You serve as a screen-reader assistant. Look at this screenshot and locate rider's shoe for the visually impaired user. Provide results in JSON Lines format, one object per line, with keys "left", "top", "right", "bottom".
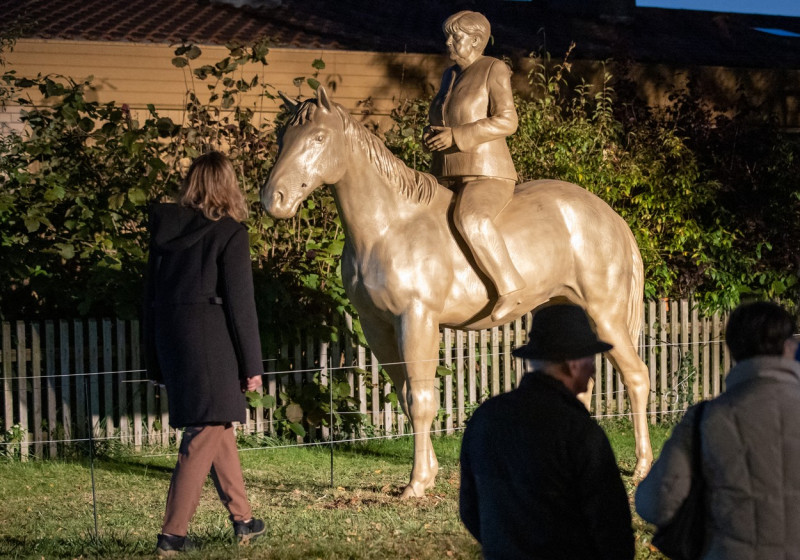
{"left": 491, "top": 290, "right": 523, "bottom": 323}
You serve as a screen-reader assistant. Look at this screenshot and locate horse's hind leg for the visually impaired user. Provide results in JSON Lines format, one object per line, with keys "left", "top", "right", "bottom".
{"left": 594, "top": 319, "right": 653, "bottom": 479}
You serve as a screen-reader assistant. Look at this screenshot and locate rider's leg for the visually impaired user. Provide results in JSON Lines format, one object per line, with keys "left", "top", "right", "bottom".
{"left": 453, "top": 178, "right": 525, "bottom": 321}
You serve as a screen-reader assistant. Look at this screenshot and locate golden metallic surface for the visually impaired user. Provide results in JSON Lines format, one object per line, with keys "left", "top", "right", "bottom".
{"left": 262, "top": 86, "right": 652, "bottom": 497}
{"left": 424, "top": 11, "right": 523, "bottom": 322}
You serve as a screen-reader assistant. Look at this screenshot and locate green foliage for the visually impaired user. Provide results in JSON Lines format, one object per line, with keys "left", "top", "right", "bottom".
{"left": 0, "top": 37, "right": 350, "bottom": 331}
{"left": 246, "top": 368, "right": 366, "bottom": 440}
{"left": 3, "top": 33, "right": 800, "bottom": 438}
{"left": 508, "top": 47, "right": 725, "bottom": 301}
{"left": 383, "top": 46, "right": 800, "bottom": 311}
{"left": 641, "top": 77, "right": 800, "bottom": 310}
{"left": 0, "top": 423, "right": 25, "bottom": 459}
{"left": 0, "top": 73, "right": 170, "bottom": 316}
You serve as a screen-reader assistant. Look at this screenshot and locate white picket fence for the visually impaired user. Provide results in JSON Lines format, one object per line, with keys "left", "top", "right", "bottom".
{"left": 0, "top": 299, "right": 730, "bottom": 458}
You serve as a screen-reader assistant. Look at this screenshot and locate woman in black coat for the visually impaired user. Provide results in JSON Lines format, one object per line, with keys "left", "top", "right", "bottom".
{"left": 144, "top": 151, "right": 266, "bottom": 555}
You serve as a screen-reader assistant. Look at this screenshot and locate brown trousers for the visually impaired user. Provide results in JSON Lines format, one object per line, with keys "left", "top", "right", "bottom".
{"left": 161, "top": 423, "right": 253, "bottom": 536}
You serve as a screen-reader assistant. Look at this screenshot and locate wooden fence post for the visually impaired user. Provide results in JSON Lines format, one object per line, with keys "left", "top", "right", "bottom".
{"left": 456, "top": 330, "right": 465, "bottom": 429}
{"left": 2, "top": 322, "right": 12, "bottom": 443}
{"left": 647, "top": 300, "right": 657, "bottom": 423}
{"left": 59, "top": 320, "right": 71, "bottom": 444}
{"left": 467, "top": 330, "right": 477, "bottom": 406}
{"left": 102, "top": 319, "right": 114, "bottom": 440}
{"left": 712, "top": 313, "right": 722, "bottom": 397}
{"left": 87, "top": 319, "right": 100, "bottom": 438}
{"left": 0, "top": 302, "right": 745, "bottom": 453}
{"left": 31, "top": 322, "right": 43, "bottom": 458}
{"left": 73, "top": 320, "right": 86, "bottom": 441}
{"left": 46, "top": 321, "right": 57, "bottom": 457}
{"left": 131, "top": 319, "right": 143, "bottom": 450}
{"left": 691, "top": 303, "right": 700, "bottom": 404}
{"left": 15, "top": 321, "right": 29, "bottom": 460}
{"left": 116, "top": 320, "right": 129, "bottom": 444}
{"left": 370, "top": 350, "right": 380, "bottom": 431}
{"left": 490, "top": 327, "right": 500, "bottom": 397}
{"left": 443, "top": 328, "right": 453, "bottom": 435}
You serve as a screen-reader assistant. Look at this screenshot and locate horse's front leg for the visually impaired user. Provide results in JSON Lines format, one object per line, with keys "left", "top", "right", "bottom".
{"left": 397, "top": 302, "right": 441, "bottom": 498}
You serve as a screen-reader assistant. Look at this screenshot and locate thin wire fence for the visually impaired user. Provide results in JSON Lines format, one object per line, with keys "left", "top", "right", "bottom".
{"left": 1, "top": 298, "right": 729, "bottom": 459}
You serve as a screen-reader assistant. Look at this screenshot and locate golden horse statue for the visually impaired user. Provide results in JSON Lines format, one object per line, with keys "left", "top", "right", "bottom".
{"left": 261, "top": 87, "right": 652, "bottom": 498}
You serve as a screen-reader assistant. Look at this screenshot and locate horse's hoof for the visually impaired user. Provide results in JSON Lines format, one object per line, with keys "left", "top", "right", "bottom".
{"left": 399, "top": 483, "right": 426, "bottom": 499}
{"left": 633, "top": 458, "right": 652, "bottom": 482}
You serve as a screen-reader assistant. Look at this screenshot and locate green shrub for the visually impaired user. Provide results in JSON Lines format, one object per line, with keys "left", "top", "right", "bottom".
{"left": 383, "top": 45, "right": 800, "bottom": 311}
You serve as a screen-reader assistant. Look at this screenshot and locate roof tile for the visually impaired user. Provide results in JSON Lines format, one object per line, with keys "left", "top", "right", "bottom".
{"left": 1, "top": 0, "right": 799, "bottom": 68}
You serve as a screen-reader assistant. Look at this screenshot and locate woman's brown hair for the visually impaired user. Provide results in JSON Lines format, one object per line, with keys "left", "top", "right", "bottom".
{"left": 179, "top": 151, "right": 248, "bottom": 222}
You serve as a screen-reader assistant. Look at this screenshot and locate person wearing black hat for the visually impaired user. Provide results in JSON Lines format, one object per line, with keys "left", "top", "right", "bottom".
{"left": 459, "top": 303, "right": 634, "bottom": 559}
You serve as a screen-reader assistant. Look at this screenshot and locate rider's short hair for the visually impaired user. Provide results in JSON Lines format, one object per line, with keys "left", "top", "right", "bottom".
{"left": 443, "top": 11, "right": 491, "bottom": 52}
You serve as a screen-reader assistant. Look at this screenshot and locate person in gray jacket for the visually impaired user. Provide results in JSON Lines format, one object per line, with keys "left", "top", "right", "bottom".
{"left": 636, "top": 301, "right": 800, "bottom": 559}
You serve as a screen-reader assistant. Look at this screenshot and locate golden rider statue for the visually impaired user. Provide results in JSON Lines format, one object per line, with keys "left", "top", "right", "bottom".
{"left": 424, "top": 10, "right": 525, "bottom": 323}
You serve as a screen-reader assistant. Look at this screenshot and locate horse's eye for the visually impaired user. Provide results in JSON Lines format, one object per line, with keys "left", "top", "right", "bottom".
{"left": 315, "top": 134, "right": 324, "bottom": 143}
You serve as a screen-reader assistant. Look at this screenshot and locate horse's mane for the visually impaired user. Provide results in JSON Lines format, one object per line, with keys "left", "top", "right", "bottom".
{"left": 287, "top": 99, "right": 438, "bottom": 206}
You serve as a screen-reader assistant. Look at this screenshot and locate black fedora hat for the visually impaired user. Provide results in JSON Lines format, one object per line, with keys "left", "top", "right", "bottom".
{"left": 512, "top": 304, "right": 613, "bottom": 361}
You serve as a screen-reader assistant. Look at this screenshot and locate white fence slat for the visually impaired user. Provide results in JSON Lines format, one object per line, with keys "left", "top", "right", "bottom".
{"left": 16, "top": 322, "right": 29, "bottom": 459}
{"left": 31, "top": 323, "right": 43, "bottom": 457}
{"left": 46, "top": 321, "right": 57, "bottom": 457}
{"left": 2, "top": 322, "right": 12, "bottom": 440}
{"left": 2, "top": 301, "right": 739, "bottom": 454}
{"left": 59, "top": 320, "right": 72, "bottom": 442}
{"left": 467, "top": 330, "right": 477, "bottom": 405}
{"left": 443, "top": 329, "right": 453, "bottom": 434}
{"left": 87, "top": 320, "right": 100, "bottom": 438}
{"left": 102, "top": 319, "right": 114, "bottom": 439}
{"left": 456, "top": 330, "right": 465, "bottom": 428}
{"left": 116, "top": 320, "right": 129, "bottom": 443}
{"left": 130, "top": 319, "right": 143, "bottom": 450}
{"left": 647, "top": 301, "right": 657, "bottom": 423}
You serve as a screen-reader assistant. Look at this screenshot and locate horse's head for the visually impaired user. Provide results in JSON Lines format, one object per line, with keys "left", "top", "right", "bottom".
{"left": 261, "top": 86, "right": 347, "bottom": 219}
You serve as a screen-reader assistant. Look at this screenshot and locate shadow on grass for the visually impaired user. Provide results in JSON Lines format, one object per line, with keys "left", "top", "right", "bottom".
{"left": 94, "top": 456, "right": 175, "bottom": 479}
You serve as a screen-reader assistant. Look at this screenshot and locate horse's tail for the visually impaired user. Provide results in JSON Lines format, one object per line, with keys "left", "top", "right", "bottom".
{"left": 627, "top": 232, "right": 645, "bottom": 344}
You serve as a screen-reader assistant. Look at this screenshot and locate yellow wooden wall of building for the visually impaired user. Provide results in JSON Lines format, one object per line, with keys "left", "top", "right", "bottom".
{"left": 1, "top": 38, "right": 449, "bottom": 133}
{"left": 3, "top": 38, "right": 799, "bottom": 134}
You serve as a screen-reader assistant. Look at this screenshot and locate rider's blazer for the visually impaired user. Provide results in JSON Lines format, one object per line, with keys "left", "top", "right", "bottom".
{"left": 428, "top": 55, "right": 518, "bottom": 182}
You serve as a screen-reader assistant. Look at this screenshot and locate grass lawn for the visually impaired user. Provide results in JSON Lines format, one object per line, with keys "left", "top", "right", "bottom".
{"left": 0, "top": 420, "right": 674, "bottom": 559}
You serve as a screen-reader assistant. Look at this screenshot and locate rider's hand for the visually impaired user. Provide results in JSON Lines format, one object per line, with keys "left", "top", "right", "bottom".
{"left": 424, "top": 126, "right": 454, "bottom": 151}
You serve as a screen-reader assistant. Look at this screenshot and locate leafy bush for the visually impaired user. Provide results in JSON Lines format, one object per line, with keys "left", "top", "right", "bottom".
{"left": 383, "top": 45, "right": 800, "bottom": 311}
{"left": 3, "top": 35, "right": 800, "bottom": 438}
{"left": 0, "top": 38, "right": 351, "bottom": 334}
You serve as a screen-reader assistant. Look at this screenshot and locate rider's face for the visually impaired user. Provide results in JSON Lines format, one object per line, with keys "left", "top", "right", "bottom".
{"left": 445, "top": 30, "right": 479, "bottom": 66}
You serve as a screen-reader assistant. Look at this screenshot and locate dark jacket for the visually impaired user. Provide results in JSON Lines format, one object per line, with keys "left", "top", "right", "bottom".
{"left": 636, "top": 356, "right": 800, "bottom": 559}
{"left": 144, "top": 203, "right": 263, "bottom": 428}
{"left": 460, "top": 372, "right": 634, "bottom": 560}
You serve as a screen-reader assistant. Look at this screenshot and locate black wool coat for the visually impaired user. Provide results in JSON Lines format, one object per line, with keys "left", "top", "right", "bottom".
{"left": 459, "top": 372, "right": 634, "bottom": 560}
{"left": 144, "top": 203, "right": 263, "bottom": 428}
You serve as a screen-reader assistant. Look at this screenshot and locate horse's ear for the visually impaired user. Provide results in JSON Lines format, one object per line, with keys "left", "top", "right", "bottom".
{"left": 278, "top": 91, "right": 298, "bottom": 112}
{"left": 317, "top": 86, "right": 333, "bottom": 113}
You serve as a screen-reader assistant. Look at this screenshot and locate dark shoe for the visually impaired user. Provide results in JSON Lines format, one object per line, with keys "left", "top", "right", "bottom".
{"left": 491, "top": 290, "right": 523, "bottom": 323}
{"left": 156, "top": 533, "right": 195, "bottom": 556}
{"left": 233, "top": 518, "right": 266, "bottom": 544}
